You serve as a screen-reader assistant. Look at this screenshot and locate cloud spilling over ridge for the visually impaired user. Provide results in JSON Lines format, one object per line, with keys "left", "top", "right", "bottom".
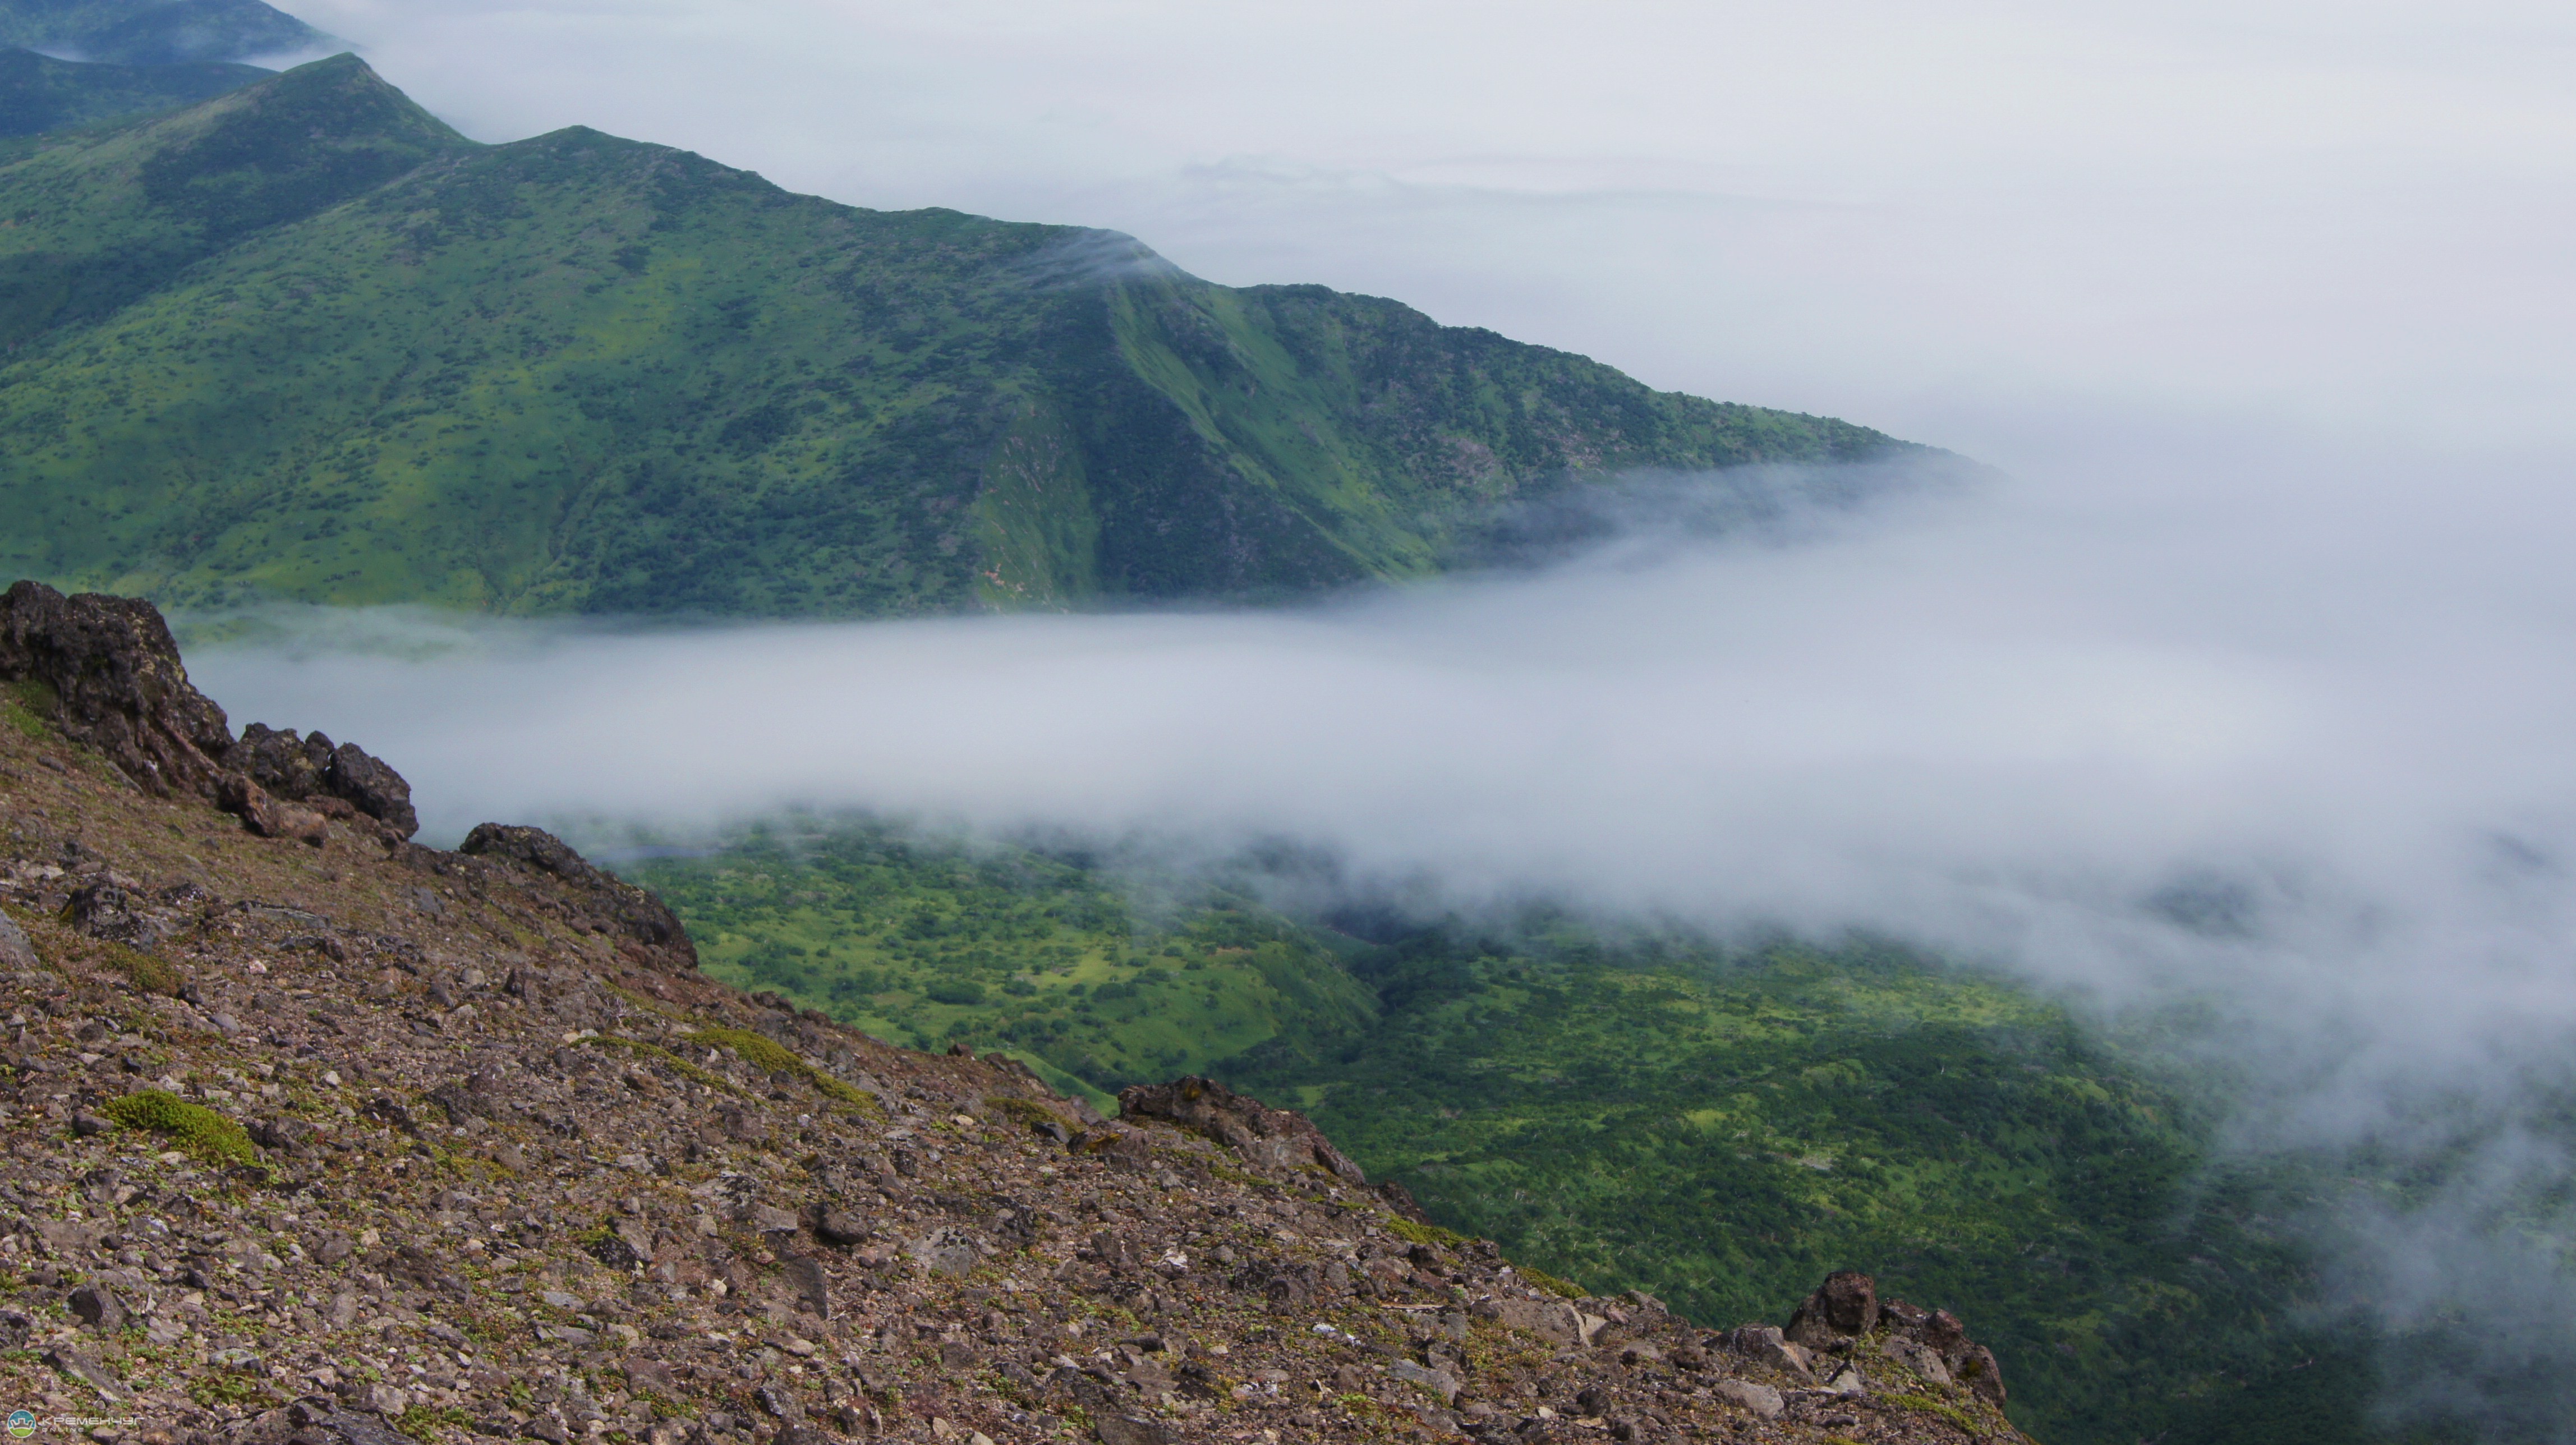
{"left": 287, "top": 0, "right": 2576, "bottom": 456}
{"left": 183, "top": 433, "right": 2576, "bottom": 1432}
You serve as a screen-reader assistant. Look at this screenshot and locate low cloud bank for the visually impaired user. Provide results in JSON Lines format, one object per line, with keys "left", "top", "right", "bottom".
{"left": 191, "top": 440, "right": 2576, "bottom": 1434}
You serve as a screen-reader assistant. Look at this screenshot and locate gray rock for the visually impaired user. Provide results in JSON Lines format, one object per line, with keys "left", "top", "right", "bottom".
{"left": 907, "top": 1226, "right": 984, "bottom": 1276}
{"left": 42, "top": 1345, "right": 132, "bottom": 1402}
{"left": 1094, "top": 1418, "right": 1171, "bottom": 1445}
{"left": 1725, "top": 1324, "right": 1814, "bottom": 1382}
{"left": 1879, "top": 1334, "right": 1951, "bottom": 1386}
{"left": 814, "top": 1207, "right": 870, "bottom": 1248}
{"left": 1954, "top": 1342, "right": 2007, "bottom": 1405}
{"left": 780, "top": 1254, "right": 831, "bottom": 1320}
{"left": 1824, "top": 1365, "right": 1867, "bottom": 1396}
{"left": 321, "top": 1411, "right": 416, "bottom": 1445}
{"left": 1710, "top": 1379, "right": 1781, "bottom": 1419}
{"left": 1390, "top": 1359, "right": 1462, "bottom": 1405}
{"left": 747, "top": 1204, "right": 801, "bottom": 1237}
{"left": 67, "top": 1283, "right": 124, "bottom": 1331}
{"left": 0, "top": 910, "right": 36, "bottom": 970}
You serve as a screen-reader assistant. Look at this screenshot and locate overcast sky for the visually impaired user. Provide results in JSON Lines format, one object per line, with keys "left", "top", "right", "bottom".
{"left": 280, "top": 0, "right": 2576, "bottom": 464}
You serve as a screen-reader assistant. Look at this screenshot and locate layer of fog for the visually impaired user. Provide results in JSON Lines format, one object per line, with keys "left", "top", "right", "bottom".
{"left": 189, "top": 432, "right": 2576, "bottom": 1429}
{"left": 285, "top": 0, "right": 2576, "bottom": 458}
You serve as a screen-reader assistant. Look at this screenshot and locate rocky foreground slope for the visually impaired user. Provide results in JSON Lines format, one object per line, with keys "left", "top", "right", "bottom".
{"left": 0, "top": 581, "right": 2030, "bottom": 1445}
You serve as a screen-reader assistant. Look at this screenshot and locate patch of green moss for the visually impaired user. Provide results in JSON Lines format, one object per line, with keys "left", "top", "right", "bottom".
{"left": 1, "top": 679, "right": 52, "bottom": 739}
{"left": 188, "top": 1367, "right": 275, "bottom": 1410}
{"left": 394, "top": 1403, "right": 472, "bottom": 1442}
{"left": 102, "top": 1088, "right": 263, "bottom": 1171}
{"left": 1883, "top": 1393, "right": 1980, "bottom": 1431}
{"left": 683, "top": 1025, "right": 883, "bottom": 1117}
{"left": 1517, "top": 1264, "right": 1588, "bottom": 1300}
{"left": 94, "top": 937, "right": 182, "bottom": 996}
{"left": 1386, "top": 1216, "right": 1473, "bottom": 1249}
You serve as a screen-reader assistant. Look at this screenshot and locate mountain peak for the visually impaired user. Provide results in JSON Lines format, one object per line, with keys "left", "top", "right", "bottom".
{"left": 0, "top": 49, "right": 466, "bottom": 344}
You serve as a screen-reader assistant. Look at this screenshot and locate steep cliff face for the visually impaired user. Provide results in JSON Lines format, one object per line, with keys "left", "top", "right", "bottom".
{"left": 0, "top": 585, "right": 2028, "bottom": 1444}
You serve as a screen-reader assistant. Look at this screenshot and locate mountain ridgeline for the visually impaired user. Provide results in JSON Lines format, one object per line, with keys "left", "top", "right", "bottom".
{"left": 0, "top": 0, "right": 329, "bottom": 66}
{"left": 0, "top": 55, "right": 1918, "bottom": 618}
{"left": 0, "top": 45, "right": 266, "bottom": 135}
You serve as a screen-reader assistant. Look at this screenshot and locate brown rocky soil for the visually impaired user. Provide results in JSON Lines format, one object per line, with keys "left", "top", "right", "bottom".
{"left": 0, "top": 584, "right": 2032, "bottom": 1445}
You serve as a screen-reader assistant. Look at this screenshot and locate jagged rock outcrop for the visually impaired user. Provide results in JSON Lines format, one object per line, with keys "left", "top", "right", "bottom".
{"left": 457, "top": 823, "right": 697, "bottom": 972}
{"left": 1118, "top": 1074, "right": 1369, "bottom": 1182}
{"left": 0, "top": 590, "right": 2031, "bottom": 1445}
{"left": 0, "top": 579, "right": 234, "bottom": 799}
{"left": 1, "top": 580, "right": 415, "bottom": 841}
{"left": 224, "top": 722, "right": 420, "bottom": 838}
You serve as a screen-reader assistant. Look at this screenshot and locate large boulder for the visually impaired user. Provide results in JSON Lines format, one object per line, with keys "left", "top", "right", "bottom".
{"left": 0, "top": 580, "right": 234, "bottom": 798}
{"left": 1786, "top": 1268, "right": 1880, "bottom": 1346}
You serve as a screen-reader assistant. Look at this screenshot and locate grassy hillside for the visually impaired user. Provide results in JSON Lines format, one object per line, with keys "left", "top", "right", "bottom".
{"left": 0, "top": 45, "right": 266, "bottom": 135}
{"left": 0, "top": 56, "right": 1918, "bottom": 620}
{"left": 0, "top": 53, "right": 464, "bottom": 342}
{"left": 0, "top": 0, "right": 329, "bottom": 65}
{"left": 620, "top": 815, "right": 2432, "bottom": 1445}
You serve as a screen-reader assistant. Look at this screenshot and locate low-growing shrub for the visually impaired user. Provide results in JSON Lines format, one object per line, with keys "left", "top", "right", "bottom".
{"left": 1387, "top": 1216, "right": 1473, "bottom": 1249}
{"left": 1517, "top": 1263, "right": 1588, "bottom": 1300}
{"left": 102, "top": 1089, "right": 263, "bottom": 1170}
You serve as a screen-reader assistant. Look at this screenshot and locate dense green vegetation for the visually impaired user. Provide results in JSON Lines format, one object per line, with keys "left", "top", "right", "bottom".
{"left": 624, "top": 815, "right": 2437, "bottom": 1445}
{"left": 0, "top": 45, "right": 266, "bottom": 135}
{"left": 0, "top": 0, "right": 327, "bottom": 66}
{"left": 0, "top": 56, "right": 1917, "bottom": 619}
{"left": 625, "top": 817, "right": 1378, "bottom": 1108}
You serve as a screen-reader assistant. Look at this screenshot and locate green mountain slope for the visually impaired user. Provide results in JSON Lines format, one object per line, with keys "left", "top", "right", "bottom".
{"left": 0, "top": 56, "right": 1917, "bottom": 619}
{"left": 0, "top": 0, "right": 329, "bottom": 65}
{"left": 618, "top": 817, "right": 2422, "bottom": 1445}
{"left": 0, "top": 53, "right": 462, "bottom": 343}
{"left": 0, "top": 45, "right": 265, "bottom": 135}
